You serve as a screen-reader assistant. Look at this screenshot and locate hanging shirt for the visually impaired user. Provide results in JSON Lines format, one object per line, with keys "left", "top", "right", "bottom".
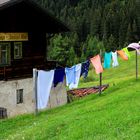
{"left": 69, "top": 64, "right": 82, "bottom": 89}
{"left": 65, "top": 65, "right": 76, "bottom": 87}
{"left": 90, "top": 55, "right": 103, "bottom": 74}
{"left": 37, "top": 70, "right": 54, "bottom": 109}
{"left": 81, "top": 60, "right": 90, "bottom": 78}
{"left": 112, "top": 51, "right": 119, "bottom": 67}
{"left": 65, "top": 64, "right": 82, "bottom": 89}
{"left": 53, "top": 68, "right": 65, "bottom": 87}
{"left": 127, "top": 43, "right": 140, "bottom": 55}
{"left": 103, "top": 52, "right": 112, "bottom": 69}
{"left": 122, "top": 47, "right": 130, "bottom": 59}
{"left": 117, "top": 50, "right": 128, "bottom": 61}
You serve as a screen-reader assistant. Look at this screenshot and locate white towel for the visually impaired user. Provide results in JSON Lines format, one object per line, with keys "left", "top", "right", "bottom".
{"left": 37, "top": 70, "right": 54, "bottom": 109}
{"left": 112, "top": 52, "right": 119, "bottom": 67}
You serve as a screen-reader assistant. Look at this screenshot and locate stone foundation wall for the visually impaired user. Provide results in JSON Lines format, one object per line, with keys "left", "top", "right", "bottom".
{"left": 0, "top": 78, "right": 67, "bottom": 118}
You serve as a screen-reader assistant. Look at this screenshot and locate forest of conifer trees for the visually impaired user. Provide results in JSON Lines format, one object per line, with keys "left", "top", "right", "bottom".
{"left": 35, "top": 0, "right": 140, "bottom": 66}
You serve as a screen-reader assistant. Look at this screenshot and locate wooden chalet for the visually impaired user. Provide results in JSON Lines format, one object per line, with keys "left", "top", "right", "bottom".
{"left": 0, "top": 0, "right": 69, "bottom": 80}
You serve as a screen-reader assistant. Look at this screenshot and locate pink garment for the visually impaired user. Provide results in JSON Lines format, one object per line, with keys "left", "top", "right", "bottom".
{"left": 127, "top": 43, "right": 140, "bottom": 55}
{"left": 90, "top": 55, "right": 103, "bottom": 74}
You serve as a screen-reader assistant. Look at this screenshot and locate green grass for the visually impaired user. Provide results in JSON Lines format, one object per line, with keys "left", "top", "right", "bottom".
{"left": 1, "top": 52, "right": 140, "bottom": 140}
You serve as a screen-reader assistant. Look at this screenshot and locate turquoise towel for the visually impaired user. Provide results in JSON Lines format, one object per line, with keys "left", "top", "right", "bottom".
{"left": 103, "top": 52, "right": 112, "bottom": 69}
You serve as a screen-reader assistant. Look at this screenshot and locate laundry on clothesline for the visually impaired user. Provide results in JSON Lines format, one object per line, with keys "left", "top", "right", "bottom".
{"left": 37, "top": 70, "right": 54, "bottom": 109}
{"left": 127, "top": 43, "right": 140, "bottom": 55}
{"left": 36, "top": 41, "right": 138, "bottom": 103}
{"left": 112, "top": 51, "right": 119, "bottom": 67}
{"left": 117, "top": 50, "right": 128, "bottom": 61}
{"left": 103, "top": 52, "right": 112, "bottom": 69}
{"left": 53, "top": 68, "right": 65, "bottom": 87}
{"left": 81, "top": 60, "right": 90, "bottom": 78}
{"left": 65, "top": 63, "right": 82, "bottom": 89}
{"left": 123, "top": 47, "right": 131, "bottom": 59}
{"left": 90, "top": 54, "right": 103, "bottom": 74}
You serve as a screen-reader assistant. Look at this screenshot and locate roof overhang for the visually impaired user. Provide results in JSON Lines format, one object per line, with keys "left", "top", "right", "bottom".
{"left": 0, "top": 0, "right": 70, "bottom": 33}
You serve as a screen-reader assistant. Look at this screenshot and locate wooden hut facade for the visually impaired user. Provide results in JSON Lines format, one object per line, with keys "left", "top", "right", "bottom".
{"left": 0, "top": 0, "right": 69, "bottom": 118}
{"left": 0, "top": 0, "right": 69, "bottom": 80}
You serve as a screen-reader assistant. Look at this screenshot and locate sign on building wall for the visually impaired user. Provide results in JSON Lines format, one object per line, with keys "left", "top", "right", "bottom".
{"left": 0, "top": 33, "right": 28, "bottom": 41}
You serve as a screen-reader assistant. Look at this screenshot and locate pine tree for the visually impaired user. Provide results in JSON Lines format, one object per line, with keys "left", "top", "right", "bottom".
{"left": 37, "top": 0, "right": 140, "bottom": 65}
{"left": 106, "top": 35, "right": 116, "bottom": 52}
{"left": 126, "top": 24, "right": 133, "bottom": 44}
{"left": 132, "top": 20, "right": 138, "bottom": 41}
{"left": 90, "top": 8, "right": 102, "bottom": 38}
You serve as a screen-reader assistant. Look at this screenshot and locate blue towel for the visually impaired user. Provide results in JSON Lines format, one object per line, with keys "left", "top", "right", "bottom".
{"left": 65, "top": 65, "right": 76, "bottom": 86}
{"left": 53, "top": 68, "right": 65, "bottom": 87}
{"left": 65, "top": 64, "right": 82, "bottom": 89}
{"left": 103, "top": 52, "right": 112, "bottom": 69}
{"left": 81, "top": 60, "right": 90, "bottom": 78}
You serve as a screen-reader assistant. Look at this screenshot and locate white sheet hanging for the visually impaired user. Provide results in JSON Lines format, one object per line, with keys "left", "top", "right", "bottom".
{"left": 37, "top": 70, "right": 54, "bottom": 109}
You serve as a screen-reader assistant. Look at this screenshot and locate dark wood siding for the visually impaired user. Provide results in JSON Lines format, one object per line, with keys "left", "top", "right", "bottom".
{"left": 0, "top": 32, "right": 56, "bottom": 80}
{"left": 0, "top": 0, "right": 69, "bottom": 80}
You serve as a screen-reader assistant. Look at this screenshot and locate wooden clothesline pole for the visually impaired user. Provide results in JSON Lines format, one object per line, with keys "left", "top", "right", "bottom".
{"left": 33, "top": 68, "right": 38, "bottom": 115}
{"left": 99, "top": 49, "right": 102, "bottom": 95}
{"left": 136, "top": 51, "right": 138, "bottom": 80}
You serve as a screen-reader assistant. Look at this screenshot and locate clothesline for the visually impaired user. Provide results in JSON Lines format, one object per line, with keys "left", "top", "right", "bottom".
{"left": 36, "top": 42, "right": 140, "bottom": 90}
{"left": 33, "top": 42, "right": 140, "bottom": 112}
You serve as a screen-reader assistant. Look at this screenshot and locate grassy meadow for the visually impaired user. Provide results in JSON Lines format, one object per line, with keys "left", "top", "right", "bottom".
{"left": 0, "top": 52, "right": 140, "bottom": 140}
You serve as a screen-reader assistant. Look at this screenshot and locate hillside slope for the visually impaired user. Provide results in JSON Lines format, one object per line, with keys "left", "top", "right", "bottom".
{"left": 0, "top": 52, "right": 140, "bottom": 140}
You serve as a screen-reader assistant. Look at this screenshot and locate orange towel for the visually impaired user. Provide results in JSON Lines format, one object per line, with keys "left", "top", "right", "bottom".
{"left": 117, "top": 50, "right": 128, "bottom": 61}
{"left": 90, "top": 55, "right": 103, "bottom": 74}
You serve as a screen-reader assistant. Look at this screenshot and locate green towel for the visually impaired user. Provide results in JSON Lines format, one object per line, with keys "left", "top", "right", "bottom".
{"left": 123, "top": 48, "right": 131, "bottom": 59}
